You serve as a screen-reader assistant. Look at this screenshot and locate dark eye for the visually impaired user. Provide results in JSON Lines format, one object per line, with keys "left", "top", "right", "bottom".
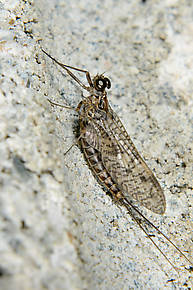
{"left": 95, "top": 78, "right": 105, "bottom": 91}
{"left": 95, "top": 77, "right": 111, "bottom": 91}
{"left": 104, "top": 77, "right": 111, "bottom": 89}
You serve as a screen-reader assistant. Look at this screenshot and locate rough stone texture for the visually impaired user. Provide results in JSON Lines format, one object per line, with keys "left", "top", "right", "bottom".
{"left": 0, "top": 0, "right": 193, "bottom": 289}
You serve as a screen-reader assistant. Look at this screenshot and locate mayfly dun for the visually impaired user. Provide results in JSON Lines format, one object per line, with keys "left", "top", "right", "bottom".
{"left": 41, "top": 48, "right": 192, "bottom": 272}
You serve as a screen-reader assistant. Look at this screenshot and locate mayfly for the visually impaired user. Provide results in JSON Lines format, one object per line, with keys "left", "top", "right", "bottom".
{"left": 41, "top": 48, "right": 192, "bottom": 272}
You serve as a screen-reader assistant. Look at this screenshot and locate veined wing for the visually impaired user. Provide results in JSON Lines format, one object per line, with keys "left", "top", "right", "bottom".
{"left": 100, "top": 105, "right": 166, "bottom": 214}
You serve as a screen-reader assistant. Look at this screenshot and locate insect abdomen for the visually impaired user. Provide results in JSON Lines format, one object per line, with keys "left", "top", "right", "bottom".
{"left": 81, "top": 138, "right": 123, "bottom": 201}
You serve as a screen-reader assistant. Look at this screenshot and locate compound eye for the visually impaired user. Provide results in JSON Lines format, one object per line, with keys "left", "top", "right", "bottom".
{"left": 104, "top": 77, "right": 111, "bottom": 89}
{"left": 95, "top": 77, "right": 111, "bottom": 91}
{"left": 95, "top": 78, "right": 105, "bottom": 91}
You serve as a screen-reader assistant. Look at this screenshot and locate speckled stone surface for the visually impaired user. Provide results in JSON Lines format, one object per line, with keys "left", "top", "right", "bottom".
{"left": 0, "top": 0, "right": 193, "bottom": 289}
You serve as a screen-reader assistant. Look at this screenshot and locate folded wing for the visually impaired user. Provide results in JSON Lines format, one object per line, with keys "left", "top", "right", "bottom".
{"left": 100, "top": 106, "right": 166, "bottom": 214}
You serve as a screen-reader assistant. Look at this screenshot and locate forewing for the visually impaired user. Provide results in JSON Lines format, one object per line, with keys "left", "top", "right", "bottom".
{"left": 100, "top": 106, "right": 166, "bottom": 214}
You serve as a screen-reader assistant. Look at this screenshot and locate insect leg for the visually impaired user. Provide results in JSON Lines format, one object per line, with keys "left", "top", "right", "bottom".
{"left": 64, "top": 141, "right": 78, "bottom": 156}
{"left": 47, "top": 98, "right": 81, "bottom": 155}
{"left": 47, "top": 98, "right": 77, "bottom": 111}
{"left": 41, "top": 48, "right": 93, "bottom": 90}
{"left": 63, "top": 134, "right": 86, "bottom": 156}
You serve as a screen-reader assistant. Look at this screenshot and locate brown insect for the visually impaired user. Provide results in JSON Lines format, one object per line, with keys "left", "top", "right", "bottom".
{"left": 42, "top": 48, "right": 192, "bottom": 272}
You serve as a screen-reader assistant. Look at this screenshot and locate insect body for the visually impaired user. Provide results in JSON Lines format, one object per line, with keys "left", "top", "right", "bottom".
{"left": 79, "top": 91, "right": 166, "bottom": 215}
{"left": 42, "top": 48, "right": 192, "bottom": 271}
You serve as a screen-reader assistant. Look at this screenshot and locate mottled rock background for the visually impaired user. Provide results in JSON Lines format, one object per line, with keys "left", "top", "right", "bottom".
{"left": 0, "top": 0, "right": 193, "bottom": 289}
